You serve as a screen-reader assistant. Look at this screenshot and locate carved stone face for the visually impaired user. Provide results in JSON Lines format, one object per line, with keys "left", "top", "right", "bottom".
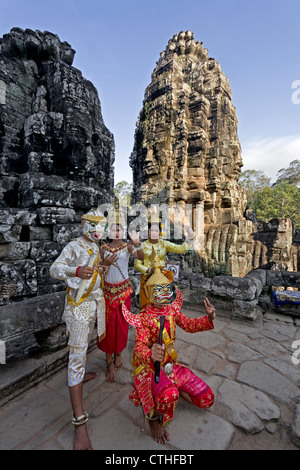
{"left": 151, "top": 283, "right": 173, "bottom": 305}
{"left": 231, "top": 151, "right": 243, "bottom": 179}
{"left": 144, "top": 148, "right": 158, "bottom": 176}
{"left": 222, "top": 147, "right": 243, "bottom": 179}
{"left": 82, "top": 220, "right": 106, "bottom": 242}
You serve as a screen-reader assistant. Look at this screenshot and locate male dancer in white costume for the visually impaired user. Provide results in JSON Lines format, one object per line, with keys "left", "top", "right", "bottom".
{"left": 50, "top": 208, "right": 113, "bottom": 450}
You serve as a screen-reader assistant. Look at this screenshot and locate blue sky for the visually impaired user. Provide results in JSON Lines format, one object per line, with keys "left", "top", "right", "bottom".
{"left": 1, "top": 0, "right": 299, "bottom": 183}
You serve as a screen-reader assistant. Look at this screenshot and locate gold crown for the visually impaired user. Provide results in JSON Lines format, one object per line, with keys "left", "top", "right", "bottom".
{"left": 107, "top": 208, "right": 126, "bottom": 228}
{"left": 146, "top": 247, "right": 170, "bottom": 287}
{"left": 147, "top": 207, "right": 161, "bottom": 225}
{"left": 81, "top": 209, "right": 106, "bottom": 227}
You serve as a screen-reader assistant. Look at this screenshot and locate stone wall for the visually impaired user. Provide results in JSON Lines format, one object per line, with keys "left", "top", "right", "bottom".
{"left": 0, "top": 28, "right": 115, "bottom": 361}
{"left": 0, "top": 28, "right": 115, "bottom": 306}
{"left": 177, "top": 267, "right": 300, "bottom": 325}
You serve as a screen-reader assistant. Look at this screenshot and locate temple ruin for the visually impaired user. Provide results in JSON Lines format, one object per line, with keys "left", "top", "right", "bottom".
{"left": 130, "top": 31, "right": 300, "bottom": 278}
{"left": 0, "top": 28, "right": 114, "bottom": 361}
{"left": 0, "top": 28, "right": 299, "bottom": 375}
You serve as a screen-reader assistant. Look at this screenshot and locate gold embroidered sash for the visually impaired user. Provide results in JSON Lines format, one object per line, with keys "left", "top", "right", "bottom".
{"left": 154, "top": 316, "right": 178, "bottom": 363}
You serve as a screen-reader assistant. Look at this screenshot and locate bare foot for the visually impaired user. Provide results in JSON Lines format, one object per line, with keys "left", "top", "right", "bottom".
{"left": 73, "top": 424, "right": 93, "bottom": 450}
{"left": 149, "top": 419, "right": 170, "bottom": 444}
{"left": 179, "top": 390, "right": 193, "bottom": 404}
{"left": 105, "top": 362, "right": 116, "bottom": 382}
{"left": 114, "top": 353, "right": 123, "bottom": 371}
{"left": 83, "top": 372, "right": 99, "bottom": 383}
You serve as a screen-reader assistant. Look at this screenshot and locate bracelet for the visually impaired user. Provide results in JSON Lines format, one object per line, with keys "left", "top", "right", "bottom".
{"left": 72, "top": 411, "right": 89, "bottom": 426}
{"left": 75, "top": 266, "right": 82, "bottom": 277}
{"left": 132, "top": 243, "right": 142, "bottom": 254}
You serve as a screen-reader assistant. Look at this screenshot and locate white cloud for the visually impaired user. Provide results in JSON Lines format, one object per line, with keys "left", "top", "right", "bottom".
{"left": 241, "top": 135, "right": 300, "bottom": 182}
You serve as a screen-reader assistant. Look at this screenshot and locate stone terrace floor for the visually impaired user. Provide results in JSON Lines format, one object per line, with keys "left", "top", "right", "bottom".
{"left": 0, "top": 306, "right": 300, "bottom": 451}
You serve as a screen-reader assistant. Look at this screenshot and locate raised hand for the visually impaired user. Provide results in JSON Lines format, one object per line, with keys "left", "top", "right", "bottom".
{"left": 129, "top": 229, "right": 140, "bottom": 246}
{"left": 182, "top": 223, "right": 195, "bottom": 240}
{"left": 204, "top": 297, "right": 216, "bottom": 321}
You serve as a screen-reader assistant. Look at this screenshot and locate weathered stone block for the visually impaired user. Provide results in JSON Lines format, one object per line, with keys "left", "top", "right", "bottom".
{"left": 281, "top": 271, "right": 300, "bottom": 289}
{"left": 30, "top": 241, "right": 61, "bottom": 263}
{"left": 37, "top": 207, "right": 76, "bottom": 225}
{"left": 244, "top": 269, "right": 266, "bottom": 295}
{"left": 266, "top": 271, "right": 283, "bottom": 287}
{"left": 291, "top": 403, "right": 300, "bottom": 447}
{"left": 237, "top": 361, "right": 300, "bottom": 405}
{"left": 29, "top": 226, "right": 52, "bottom": 241}
{"left": 216, "top": 378, "right": 280, "bottom": 434}
{"left": 232, "top": 299, "right": 263, "bottom": 324}
{"left": 36, "top": 262, "right": 58, "bottom": 285}
{"left": 0, "top": 259, "right": 37, "bottom": 299}
{"left": 211, "top": 276, "right": 257, "bottom": 301}
{"left": 20, "top": 189, "right": 71, "bottom": 208}
{"left": 0, "top": 225, "right": 22, "bottom": 243}
{"left": 0, "top": 209, "right": 37, "bottom": 225}
{"left": 0, "top": 242, "right": 31, "bottom": 260}
{"left": 190, "top": 272, "right": 205, "bottom": 287}
{"left": 0, "top": 291, "right": 65, "bottom": 361}
{"left": 52, "top": 224, "right": 81, "bottom": 244}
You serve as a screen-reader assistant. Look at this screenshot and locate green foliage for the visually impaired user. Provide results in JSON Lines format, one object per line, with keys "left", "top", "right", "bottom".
{"left": 239, "top": 163, "right": 300, "bottom": 228}
{"left": 273, "top": 159, "right": 300, "bottom": 187}
{"left": 239, "top": 169, "right": 271, "bottom": 213}
{"left": 254, "top": 183, "right": 300, "bottom": 226}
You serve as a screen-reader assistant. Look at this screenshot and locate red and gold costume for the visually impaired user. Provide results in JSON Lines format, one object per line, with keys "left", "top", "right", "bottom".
{"left": 97, "top": 241, "right": 133, "bottom": 355}
{"left": 122, "top": 289, "right": 215, "bottom": 425}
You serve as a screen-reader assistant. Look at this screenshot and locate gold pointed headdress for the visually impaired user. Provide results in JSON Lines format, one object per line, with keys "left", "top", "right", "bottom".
{"left": 147, "top": 206, "right": 161, "bottom": 225}
{"left": 147, "top": 207, "right": 166, "bottom": 236}
{"left": 107, "top": 207, "right": 126, "bottom": 228}
{"left": 146, "top": 247, "right": 170, "bottom": 288}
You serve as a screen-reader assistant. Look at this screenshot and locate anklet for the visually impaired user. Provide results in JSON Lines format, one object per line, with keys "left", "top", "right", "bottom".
{"left": 72, "top": 411, "right": 89, "bottom": 426}
{"left": 145, "top": 414, "right": 162, "bottom": 422}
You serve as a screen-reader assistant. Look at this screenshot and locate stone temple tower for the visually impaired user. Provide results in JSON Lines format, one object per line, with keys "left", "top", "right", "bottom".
{"left": 131, "top": 30, "right": 245, "bottom": 214}
{"left": 130, "top": 31, "right": 299, "bottom": 278}
{"left": 130, "top": 31, "right": 251, "bottom": 276}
